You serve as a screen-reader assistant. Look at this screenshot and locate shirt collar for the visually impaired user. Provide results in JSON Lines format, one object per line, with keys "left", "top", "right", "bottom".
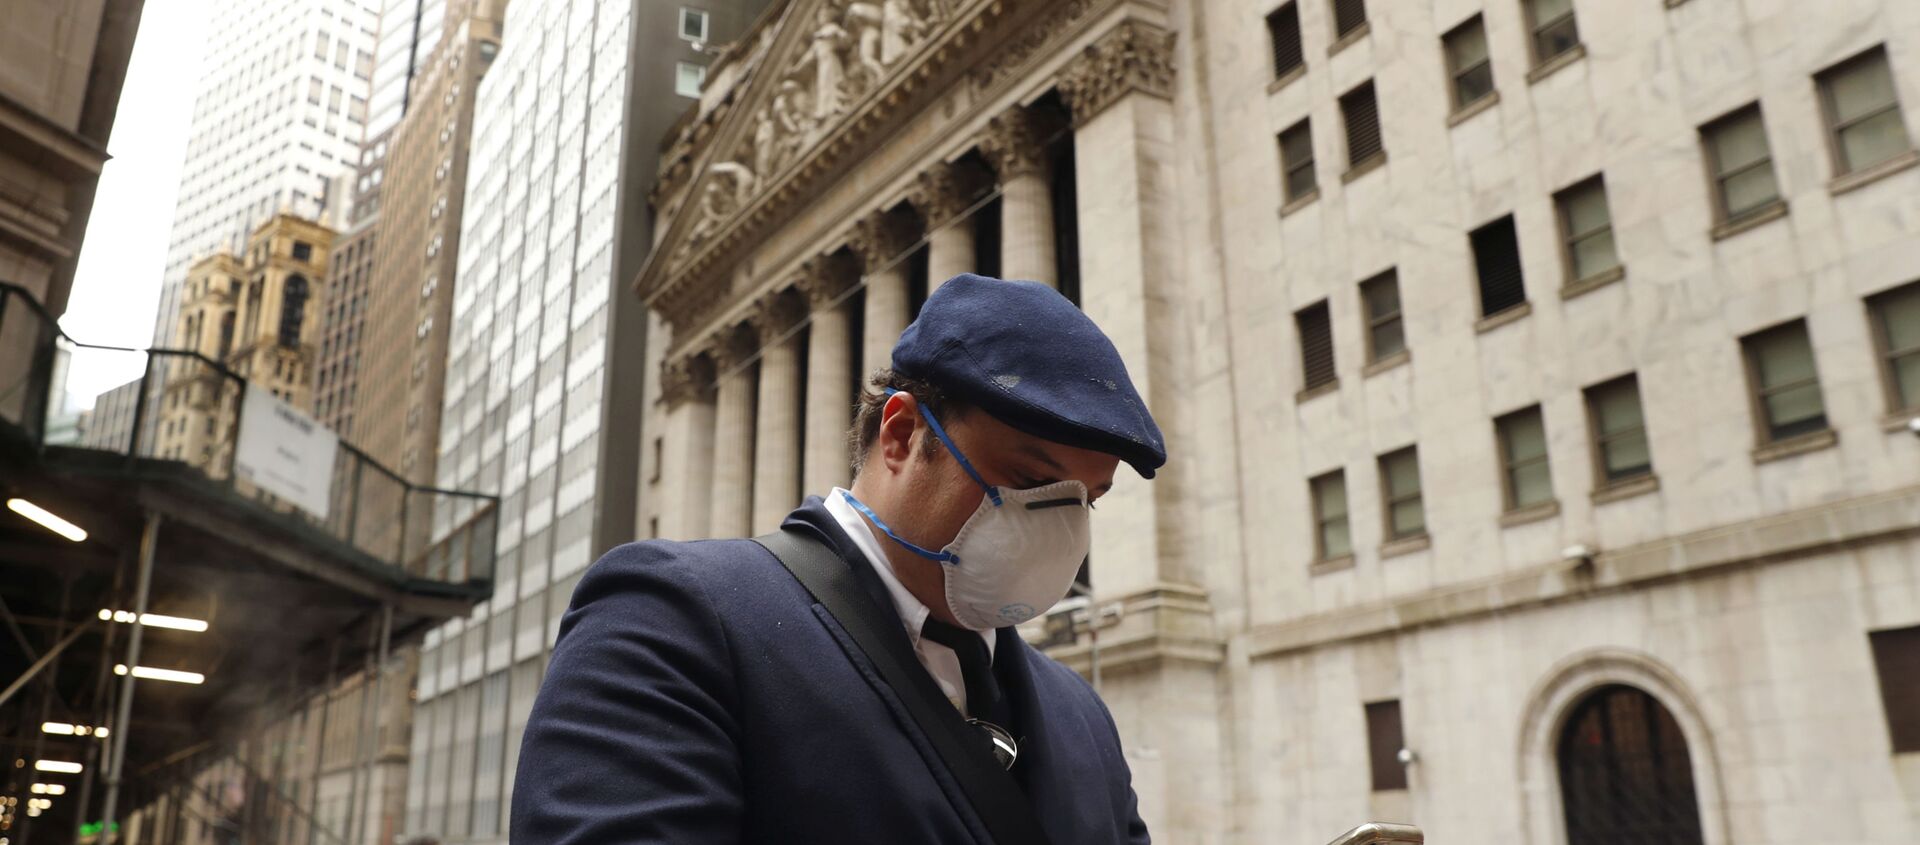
{"left": 826, "top": 488, "right": 996, "bottom": 660}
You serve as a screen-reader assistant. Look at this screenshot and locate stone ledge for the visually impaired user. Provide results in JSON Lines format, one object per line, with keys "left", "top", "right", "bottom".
{"left": 1279, "top": 187, "right": 1321, "bottom": 217}
{"left": 1447, "top": 91, "right": 1501, "bottom": 128}
{"left": 1829, "top": 149, "right": 1920, "bottom": 197}
{"left": 1560, "top": 265, "right": 1626, "bottom": 301}
{"left": 1328, "top": 22, "right": 1371, "bottom": 57}
{"left": 1711, "top": 199, "right": 1788, "bottom": 241}
{"left": 1296, "top": 379, "right": 1341, "bottom": 404}
{"left": 1310, "top": 553, "right": 1357, "bottom": 576}
{"left": 1526, "top": 43, "right": 1586, "bottom": 84}
{"left": 1362, "top": 348, "right": 1411, "bottom": 378}
{"left": 1500, "top": 499, "right": 1562, "bottom": 528}
{"left": 1592, "top": 473, "right": 1660, "bottom": 505}
{"left": 1034, "top": 583, "right": 1226, "bottom": 675}
{"left": 1267, "top": 63, "right": 1308, "bottom": 95}
{"left": 1883, "top": 413, "right": 1920, "bottom": 433}
{"left": 1380, "top": 533, "right": 1431, "bottom": 559}
{"left": 1475, "top": 301, "right": 1533, "bottom": 334}
{"left": 1342, "top": 152, "right": 1388, "bottom": 184}
{"left": 1752, "top": 428, "right": 1838, "bottom": 463}
{"left": 1247, "top": 483, "right": 1920, "bottom": 660}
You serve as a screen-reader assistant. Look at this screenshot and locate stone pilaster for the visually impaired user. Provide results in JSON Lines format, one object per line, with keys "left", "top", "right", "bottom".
{"left": 749, "top": 293, "right": 805, "bottom": 533}
{"left": 849, "top": 210, "right": 917, "bottom": 377}
{"left": 658, "top": 354, "right": 716, "bottom": 539}
{"left": 706, "top": 326, "right": 757, "bottom": 540}
{"left": 798, "top": 256, "right": 858, "bottom": 495}
{"left": 979, "top": 108, "right": 1056, "bottom": 288}
{"left": 1055, "top": 19, "right": 1177, "bottom": 127}
{"left": 908, "top": 161, "right": 980, "bottom": 289}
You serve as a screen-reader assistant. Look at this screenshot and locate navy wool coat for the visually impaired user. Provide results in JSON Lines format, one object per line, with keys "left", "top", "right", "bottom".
{"left": 510, "top": 498, "right": 1151, "bottom": 844}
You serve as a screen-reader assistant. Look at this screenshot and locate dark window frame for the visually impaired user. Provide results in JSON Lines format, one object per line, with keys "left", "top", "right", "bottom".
{"left": 1740, "top": 319, "right": 1830, "bottom": 445}
{"left": 1470, "top": 215, "right": 1528, "bottom": 319}
{"left": 1868, "top": 625, "right": 1920, "bottom": 753}
{"left": 1359, "top": 268, "right": 1404, "bottom": 363}
{"left": 1365, "top": 699, "right": 1409, "bottom": 791}
{"left": 1280, "top": 118, "right": 1317, "bottom": 202}
{"left": 1523, "top": 0, "right": 1582, "bottom": 67}
{"left": 1310, "top": 469, "right": 1351, "bottom": 561}
{"left": 1296, "top": 299, "right": 1338, "bottom": 392}
{"left": 1496, "top": 405, "right": 1553, "bottom": 511}
{"left": 1700, "top": 103, "right": 1782, "bottom": 225}
{"left": 1584, "top": 374, "right": 1653, "bottom": 486}
{"left": 1377, "top": 446, "right": 1426, "bottom": 541}
{"left": 1867, "top": 280, "right": 1920, "bottom": 415}
{"left": 1340, "top": 80, "right": 1385, "bottom": 174}
{"left": 1443, "top": 14, "right": 1495, "bottom": 112}
{"left": 1815, "top": 45, "right": 1913, "bottom": 176}
{"left": 1267, "top": 2, "right": 1306, "bottom": 80}
{"left": 1554, "top": 175, "right": 1620, "bottom": 285}
{"left": 1331, "top": 0, "right": 1368, "bottom": 40}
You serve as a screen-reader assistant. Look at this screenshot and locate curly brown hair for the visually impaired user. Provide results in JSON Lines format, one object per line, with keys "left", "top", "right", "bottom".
{"left": 846, "top": 369, "right": 972, "bottom": 477}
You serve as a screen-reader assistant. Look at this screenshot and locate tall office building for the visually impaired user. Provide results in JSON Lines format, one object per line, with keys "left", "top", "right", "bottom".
{"left": 368, "top": 0, "right": 451, "bottom": 139}
{"left": 634, "top": 0, "right": 1920, "bottom": 841}
{"left": 149, "top": 0, "right": 380, "bottom": 350}
{"left": 401, "top": 1, "right": 765, "bottom": 841}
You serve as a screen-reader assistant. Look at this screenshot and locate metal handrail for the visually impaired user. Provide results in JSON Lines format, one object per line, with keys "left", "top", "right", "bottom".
{"left": 0, "top": 281, "right": 501, "bottom": 583}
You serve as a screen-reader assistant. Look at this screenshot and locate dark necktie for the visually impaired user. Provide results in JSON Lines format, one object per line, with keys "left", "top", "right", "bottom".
{"left": 919, "top": 616, "right": 1004, "bottom": 723}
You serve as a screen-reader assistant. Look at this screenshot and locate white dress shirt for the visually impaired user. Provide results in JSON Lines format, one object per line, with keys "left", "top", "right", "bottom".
{"left": 825, "top": 487, "right": 996, "bottom": 716}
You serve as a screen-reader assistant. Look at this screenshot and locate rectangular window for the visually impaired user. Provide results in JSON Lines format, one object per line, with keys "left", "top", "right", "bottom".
{"left": 1365, "top": 700, "right": 1408, "bottom": 791}
{"left": 679, "top": 8, "right": 710, "bottom": 42}
{"left": 1470, "top": 215, "right": 1527, "bottom": 318}
{"left": 308, "top": 76, "right": 323, "bottom": 105}
{"left": 1869, "top": 625, "right": 1920, "bottom": 753}
{"left": 1296, "top": 300, "right": 1336, "bottom": 392}
{"left": 1377, "top": 446, "right": 1425, "bottom": 540}
{"left": 1702, "top": 104, "right": 1781, "bottom": 223}
{"left": 1340, "top": 81, "right": 1384, "bottom": 172}
{"left": 1869, "top": 281, "right": 1920, "bottom": 414}
{"left": 1331, "top": 0, "right": 1367, "bottom": 39}
{"left": 650, "top": 436, "right": 664, "bottom": 483}
{"left": 1742, "top": 320, "right": 1828, "bottom": 443}
{"left": 1360, "top": 269, "right": 1404, "bottom": 362}
{"left": 1280, "top": 119, "right": 1316, "bottom": 202}
{"left": 1585, "top": 375, "right": 1652, "bottom": 484}
{"left": 1311, "top": 470, "right": 1351, "bottom": 560}
{"left": 1555, "top": 176, "right": 1620, "bottom": 283}
{"left": 1525, "top": 0, "right": 1580, "bottom": 65}
{"left": 348, "top": 95, "right": 366, "bottom": 124}
{"left": 1497, "top": 406, "right": 1553, "bottom": 511}
{"left": 674, "top": 61, "right": 706, "bottom": 98}
{"left": 1817, "top": 46, "right": 1913, "bottom": 176}
{"left": 314, "top": 31, "right": 331, "bottom": 60}
{"left": 1267, "top": 3, "right": 1304, "bottom": 79}
{"left": 1444, "top": 15, "right": 1494, "bottom": 111}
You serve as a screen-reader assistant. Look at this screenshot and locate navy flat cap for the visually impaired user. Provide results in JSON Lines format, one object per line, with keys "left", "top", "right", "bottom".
{"left": 891, "top": 273, "right": 1167, "bottom": 478}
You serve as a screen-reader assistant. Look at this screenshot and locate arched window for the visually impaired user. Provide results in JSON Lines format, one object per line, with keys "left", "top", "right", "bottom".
{"left": 279, "top": 275, "right": 310, "bottom": 348}
{"left": 1557, "top": 684, "right": 1703, "bottom": 845}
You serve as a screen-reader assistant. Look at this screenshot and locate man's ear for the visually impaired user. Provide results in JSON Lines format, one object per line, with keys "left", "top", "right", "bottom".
{"left": 876, "top": 392, "right": 920, "bottom": 472}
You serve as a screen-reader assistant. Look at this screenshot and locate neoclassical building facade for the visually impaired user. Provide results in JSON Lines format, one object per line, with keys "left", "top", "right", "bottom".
{"left": 632, "top": 0, "right": 1920, "bottom": 842}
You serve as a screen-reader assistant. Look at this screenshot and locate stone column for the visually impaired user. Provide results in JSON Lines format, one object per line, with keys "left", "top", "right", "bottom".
{"left": 706, "top": 327, "right": 757, "bottom": 539}
{"left": 750, "top": 293, "right": 805, "bottom": 533}
{"left": 798, "top": 257, "right": 857, "bottom": 495}
{"left": 851, "top": 210, "right": 915, "bottom": 377}
{"left": 909, "top": 162, "right": 977, "bottom": 290}
{"left": 657, "top": 355, "right": 716, "bottom": 539}
{"left": 980, "top": 109, "right": 1056, "bottom": 287}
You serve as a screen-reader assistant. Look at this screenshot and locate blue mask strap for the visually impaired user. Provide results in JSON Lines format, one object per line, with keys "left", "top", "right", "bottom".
{"left": 841, "top": 490, "right": 958, "bottom": 564}
{"left": 886, "top": 388, "right": 1002, "bottom": 507}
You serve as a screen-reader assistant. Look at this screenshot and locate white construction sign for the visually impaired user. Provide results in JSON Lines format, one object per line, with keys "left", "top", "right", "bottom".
{"left": 234, "top": 385, "right": 338, "bottom": 518}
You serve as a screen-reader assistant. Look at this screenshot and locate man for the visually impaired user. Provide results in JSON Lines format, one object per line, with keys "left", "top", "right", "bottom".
{"left": 512, "top": 274, "right": 1162, "bottom": 844}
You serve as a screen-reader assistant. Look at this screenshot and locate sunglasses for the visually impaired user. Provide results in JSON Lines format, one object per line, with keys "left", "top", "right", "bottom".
{"left": 969, "top": 718, "right": 1019, "bottom": 770}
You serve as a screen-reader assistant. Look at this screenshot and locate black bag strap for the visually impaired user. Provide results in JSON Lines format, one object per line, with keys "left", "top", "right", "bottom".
{"left": 754, "top": 529, "right": 1053, "bottom": 845}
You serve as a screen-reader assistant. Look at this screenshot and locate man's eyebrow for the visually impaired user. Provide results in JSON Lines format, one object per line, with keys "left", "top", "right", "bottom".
{"left": 1017, "top": 443, "right": 1068, "bottom": 474}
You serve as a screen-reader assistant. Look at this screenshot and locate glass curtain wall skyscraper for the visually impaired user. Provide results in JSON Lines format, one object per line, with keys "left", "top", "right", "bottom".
{"left": 408, "top": 0, "right": 628, "bottom": 839}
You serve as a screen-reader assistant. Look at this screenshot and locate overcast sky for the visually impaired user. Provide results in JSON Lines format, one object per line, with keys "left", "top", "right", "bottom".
{"left": 60, "top": 0, "right": 214, "bottom": 410}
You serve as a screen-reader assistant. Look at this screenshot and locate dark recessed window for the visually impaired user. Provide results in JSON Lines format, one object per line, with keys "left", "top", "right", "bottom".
{"left": 1742, "top": 320, "right": 1828, "bottom": 443}
{"left": 1470, "top": 215, "right": 1527, "bottom": 318}
{"left": 1340, "top": 81, "right": 1384, "bottom": 172}
{"left": 1360, "top": 269, "right": 1404, "bottom": 362}
{"left": 1867, "top": 280, "right": 1920, "bottom": 414}
{"left": 1585, "top": 374, "right": 1652, "bottom": 484}
{"left": 1280, "top": 119, "right": 1317, "bottom": 202}
{"left": 1444, "top": 15, "right": 1494, "bottom": 111}
{"left": 1331, "top": 0, "right": 1368, "bottom": 39}
{"left": 1377, "top": 447, "right": 1425, "bottom": 540}
{"left": 1701, "top": 104, "right": 1781, "bottom": 224}
{"left": 1296, "top": 300, "right": 1336, "bottom": 392}
{"left": 1526, "top": 0, "right": 1581, "bottom": 65}
{"left": 1497, "top": 405, "right": 1553, "bottom": 510}
{"left": 1267, "top": 3, "right": 1305, "bottom": 79}
{"left": 1816, "top": 46, "right": 1912, "bottom": 176}
{"left": 1869, "top": 625, "right": 1920, "bottom": 753}
{"left": 1365, "top": 700, "right": 1408, "bottom": 791}
{"left": 1311, "top": 470, "right": 1350, "bottom": 560}
{"left": 1555, "top": 176, "right": 1620, "bottom": 284}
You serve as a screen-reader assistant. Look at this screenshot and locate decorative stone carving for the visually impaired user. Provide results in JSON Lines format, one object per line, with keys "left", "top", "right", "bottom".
{"left": 704, "top": 323, "right": 759, "bottom": 371}
{"left": 847, "top": 209, "right": 918, "bottom": 271}
{"left": 661, "top": 354, "right": 717, "bottom": 406}
{"left": 748, "top": 290, "right": 809, "bottom": 342}
{"left": 1056, "top": 19, "right": 1176, "bottom": 126}
{"left": 906, "top": 160, "right": 981, "bottom": 228}
{"left": 968, "top": 0, "right": 1093, "bottom": 95}
{"left": 794, "top": 254, "right": 858, "bottom": 308}
{"left": 978, "top": 108, "right": 1053, "bottom": 180}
